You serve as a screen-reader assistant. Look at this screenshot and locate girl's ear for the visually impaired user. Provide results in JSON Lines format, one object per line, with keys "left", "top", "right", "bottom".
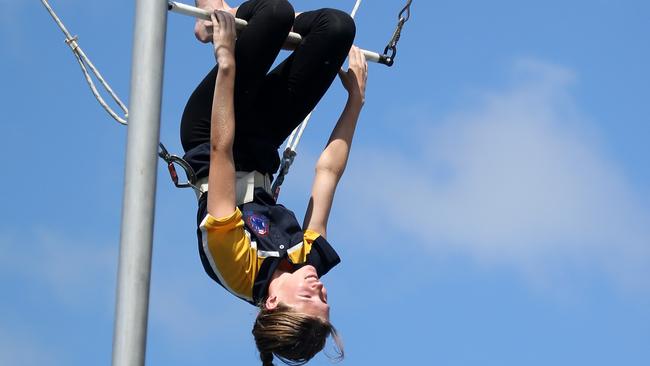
{"left": 265, "top": 295, "right": 279, "bottom": 310}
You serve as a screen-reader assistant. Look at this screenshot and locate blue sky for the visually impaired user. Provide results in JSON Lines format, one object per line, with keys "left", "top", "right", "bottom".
{"left": 1, "top": 0, "right": 649, "bottom": 365}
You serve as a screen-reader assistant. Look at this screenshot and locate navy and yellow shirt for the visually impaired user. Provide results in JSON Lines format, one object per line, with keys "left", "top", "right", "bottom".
{"left": 195, "top": 188, "right": 341, "bottom": 305}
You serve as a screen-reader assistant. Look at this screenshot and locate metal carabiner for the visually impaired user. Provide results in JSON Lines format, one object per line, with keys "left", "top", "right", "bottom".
{"left": 158, "top": 143, "right": 198, "bottom": 189}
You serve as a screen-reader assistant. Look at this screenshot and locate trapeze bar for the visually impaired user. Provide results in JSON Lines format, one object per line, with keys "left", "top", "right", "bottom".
{"left": 168, "top": 1, "right": 389, "bottom": 65}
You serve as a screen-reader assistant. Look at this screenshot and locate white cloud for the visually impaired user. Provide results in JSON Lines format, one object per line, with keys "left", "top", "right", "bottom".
{"left": 0, "top": 227, "right": 253, "bottom": 359}
{"left": 0, "top": 327, "right": 59, "bottom": 366}
{"left": 339, "top": 58, "right": 650, "bottom": 292}
{"left": 149, "top": 276, "right": 253, "bottom": 349}
{"left": 0, "top": 229, "right": 116, "bottom": 308}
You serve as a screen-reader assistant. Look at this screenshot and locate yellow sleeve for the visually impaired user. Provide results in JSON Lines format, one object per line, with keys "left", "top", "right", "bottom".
{"left": 200, "top": 208, "right": 258, "bottom": 301}
{"left": 286, "top": 229, "right": 321, "bottom": 265}
{"left": 202, "top": 208, "right": 244, "bottom": 233}
{"left": 303, "top": 229, "right": 322, "bottom": 245}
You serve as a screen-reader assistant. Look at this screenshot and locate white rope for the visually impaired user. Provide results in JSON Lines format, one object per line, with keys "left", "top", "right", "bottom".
{"left": 285, "top": 112, "right": 311, "bottom": 152}
{"left": 41, "top": 0, "right": 129, "bottom": 125}
{"left": 351, "top": 0, "right": 363, "bottom": 19}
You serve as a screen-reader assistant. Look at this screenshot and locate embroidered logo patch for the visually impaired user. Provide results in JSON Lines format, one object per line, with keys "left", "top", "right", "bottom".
{"left": 244, "top": 212, "right": 269, "bottom": 236}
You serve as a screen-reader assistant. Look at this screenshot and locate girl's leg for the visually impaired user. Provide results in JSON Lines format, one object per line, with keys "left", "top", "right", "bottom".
{"left": 180, "top": 0, "right": 294, "bottom": 152}
{"left": 254, "top": 9, "right": 356, "bottom": 146}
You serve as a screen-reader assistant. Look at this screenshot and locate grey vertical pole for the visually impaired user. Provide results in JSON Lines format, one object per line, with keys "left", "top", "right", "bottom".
{"left": 112, "top": 0, "right": 167, "bottom": 365}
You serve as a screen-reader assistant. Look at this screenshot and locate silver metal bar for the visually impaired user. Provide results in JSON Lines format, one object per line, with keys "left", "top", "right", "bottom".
{"left": 112, "top": 0, "right": 168, "bottom": 364}
{"left": 167, "top": 1, "right": 383, "bottom": 63}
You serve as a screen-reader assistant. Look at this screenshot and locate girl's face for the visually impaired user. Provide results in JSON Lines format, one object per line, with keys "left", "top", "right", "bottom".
{"left": 267, "top": 265, "right": 330, "bottom": 321}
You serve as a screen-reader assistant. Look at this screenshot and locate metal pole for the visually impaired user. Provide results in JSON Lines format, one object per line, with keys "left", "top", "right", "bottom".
{"left": 112, "top": 0, "right": 167, "bottom": 365}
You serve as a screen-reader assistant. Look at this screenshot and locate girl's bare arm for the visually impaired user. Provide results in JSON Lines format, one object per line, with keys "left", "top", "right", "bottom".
{"left": 303, "top": 46, "right": 368, "bottom": 237}
{"left": 207, "top": 11, "right": 238, "bottom": 218}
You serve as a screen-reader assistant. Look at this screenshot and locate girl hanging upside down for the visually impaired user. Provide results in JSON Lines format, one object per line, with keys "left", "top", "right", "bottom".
{"left": 180, "top": 1, "right": 367, "bottom": 364}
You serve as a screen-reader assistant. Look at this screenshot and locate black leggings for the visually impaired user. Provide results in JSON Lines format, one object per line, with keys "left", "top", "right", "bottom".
{"left": 181, "top": 0, "right": 355, "bottom": 177}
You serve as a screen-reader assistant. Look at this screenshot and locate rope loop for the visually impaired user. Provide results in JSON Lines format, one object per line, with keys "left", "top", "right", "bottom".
{"left": 41, "top": 0, "right": 129, "bottom": 125}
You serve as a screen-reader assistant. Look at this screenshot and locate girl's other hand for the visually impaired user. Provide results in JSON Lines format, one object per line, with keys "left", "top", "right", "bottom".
{"left": 194, "top": 17, "right": 214, "bottom": 43}
{"left": 338, "top": 46, "right": 368, "bottom": 105}
{"left": 194, "top": 0, "right": 236, "bottom": 43}
{"left": 211, "top": 10, "right": 236, "bottom": 66}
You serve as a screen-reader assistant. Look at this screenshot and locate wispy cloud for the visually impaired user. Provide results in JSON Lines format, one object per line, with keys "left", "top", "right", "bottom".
{"left": 0, "top": 226, "right": 253, "bottom": 361}
{"left": 0, "top": 327, "right": 59, "bottom": 366}
{"left": 0, "top": 229, "right": 116, "bottom": 308}
{"left": 339, "top": 58, "right": 650, "bottom": 293}
{"left": 149, "top": 275, "right": 253, "bottom": 350}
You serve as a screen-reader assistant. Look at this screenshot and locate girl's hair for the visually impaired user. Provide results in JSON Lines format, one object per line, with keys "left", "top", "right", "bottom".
{"left": 252, "top": 303, "right": 344, "bottom": 366}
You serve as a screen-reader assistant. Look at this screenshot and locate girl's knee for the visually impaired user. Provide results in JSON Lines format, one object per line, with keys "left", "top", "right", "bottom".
{"left": 247, "top": 0, "right": 294, "bottom": 26}
{"left": 267, "top": 0, "right": 294, "bottom": 20}
{"left": 317, "top": 9, "right": 356, "bottom": 45}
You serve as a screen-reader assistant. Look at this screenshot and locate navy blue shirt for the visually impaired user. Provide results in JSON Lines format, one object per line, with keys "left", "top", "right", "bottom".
{"left": 196, "top": 188, "right": 341, "bottom": 305}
